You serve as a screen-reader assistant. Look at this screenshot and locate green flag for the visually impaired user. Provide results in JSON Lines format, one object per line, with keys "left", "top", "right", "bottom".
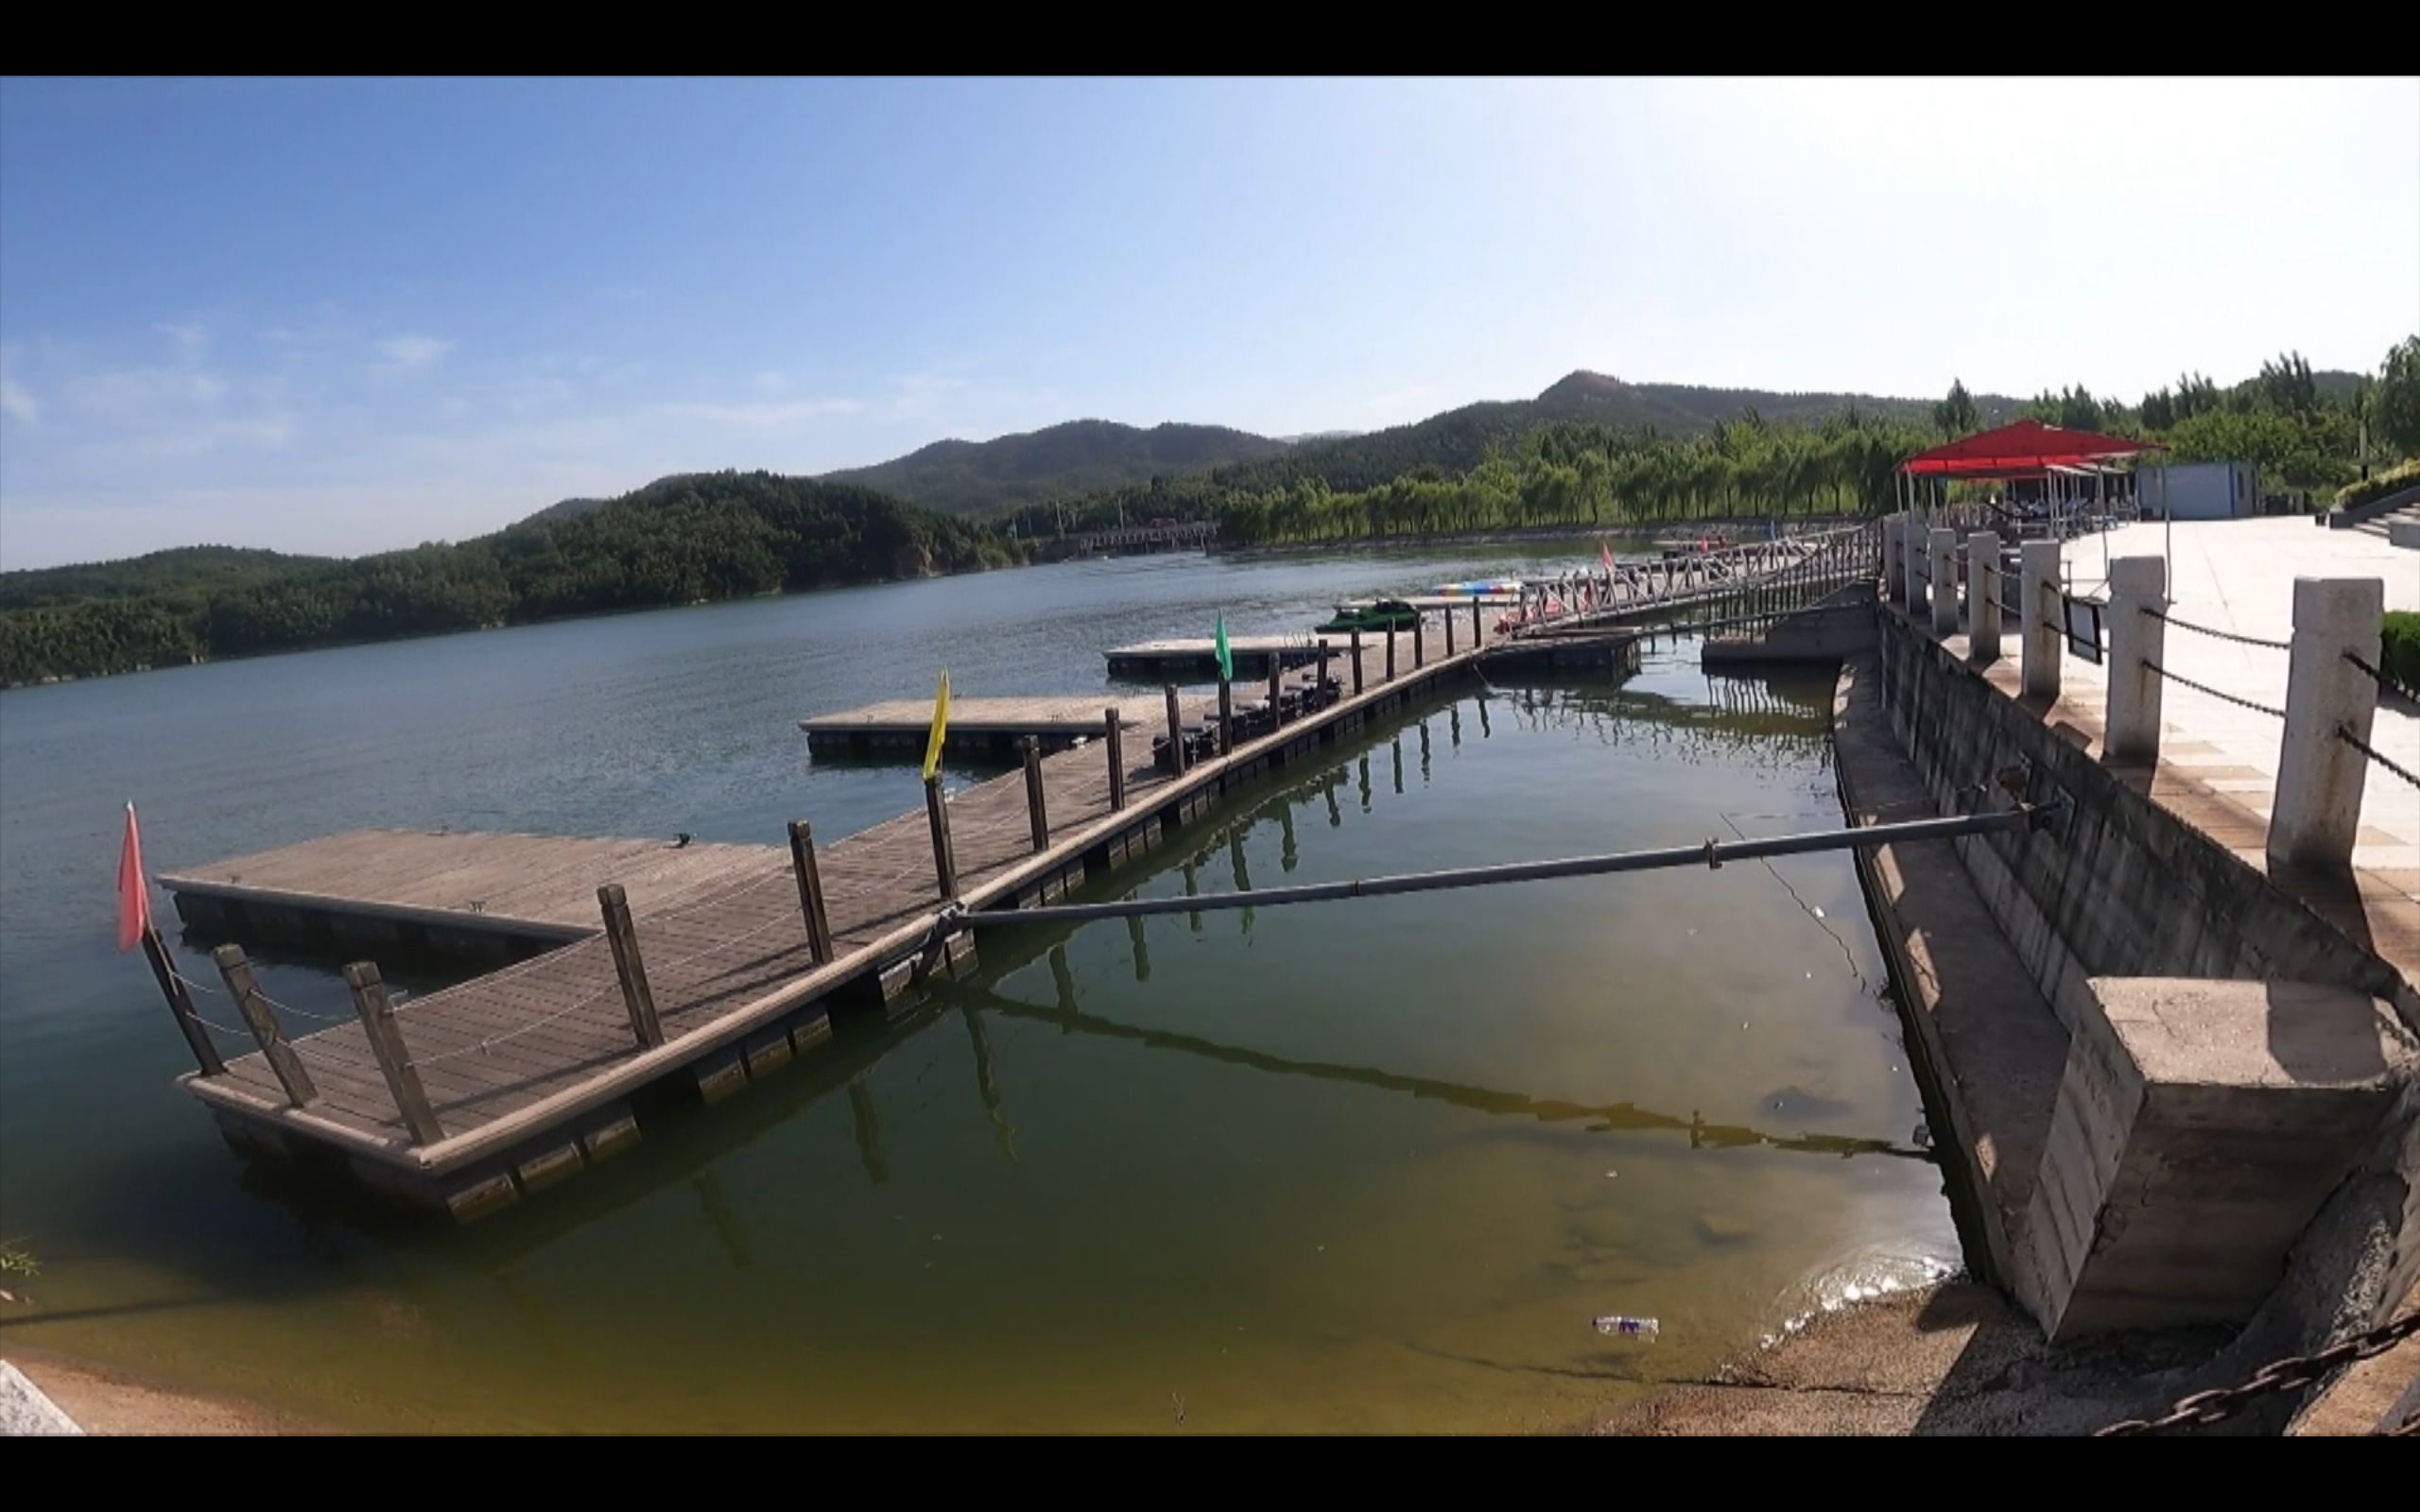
{"left": 1214, "top": 615, "right": 1233, "bottom": 683}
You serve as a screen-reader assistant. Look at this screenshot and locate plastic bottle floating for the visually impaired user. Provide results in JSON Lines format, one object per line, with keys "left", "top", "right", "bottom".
{"left": 1593, "top": 1314, "right": 1660, "bottom": 1340}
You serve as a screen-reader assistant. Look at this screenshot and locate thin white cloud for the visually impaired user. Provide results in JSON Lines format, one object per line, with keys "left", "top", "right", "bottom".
{"left": 377, "top": 335, "right": 456, "bottom": 369}
{"left": 156, "top": 321, "right": 210, "bottom": 358}
{"left": 0, "top": 374, "right": 36, "bottom": 425}
{"left": 669, "top": 396, "right": 868, "bottom": 430}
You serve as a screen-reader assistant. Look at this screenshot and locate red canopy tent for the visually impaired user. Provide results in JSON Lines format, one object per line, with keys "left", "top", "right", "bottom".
{"left": 1898, "top": 418, "right": 2160, "bottom": 479}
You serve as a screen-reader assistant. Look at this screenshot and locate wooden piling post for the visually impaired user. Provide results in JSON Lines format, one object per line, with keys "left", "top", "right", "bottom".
{"left": 1163, "top": 684, "right": 1188, "bottom": 774}
{"left": 786, "top": 820, "right": 835, "bottom": 965}
{"left": 1218, "top": 676, "right": 1236, "bottom": 755}
{"left": 1104, "top": 707, "right": 1127, "bottom": 810}
{"left": 1267, "top": 656, "right": 1283, "bottom": 723}
{"left": 1412, "top": 611, "right": 1425, "bottom": 668}
{"left": 924, "top": 774, "right": 959, "bottom": 900}
{"left": 1022, "top": 736, "right": 1050, "bottom": 851}
{"left": 1445, "top": 603, "right": 1457, "bottom": 655}
{"left": 596, "top": 883, "right": 665, "bottom": 1049}
{"left": 1315, "top": 642, "right": 1330, "bottom": 704}
{"left": 342, "top": 961, "right": 442, "bottom": 1146}
{"left": 139, "top": 924, "right": 224, "bottom": 1076}
{"left": 1471, "top": 597, "right": 1482, "bottom": 644}
{"left": 1349, "top": 628, "right": 1364, "bottom": 693}
{"left": 213, "top": 943, "right": 312, "bottom": 1105}
{"left": 1385, "top": 625, "right": 1397, "bottom": 681}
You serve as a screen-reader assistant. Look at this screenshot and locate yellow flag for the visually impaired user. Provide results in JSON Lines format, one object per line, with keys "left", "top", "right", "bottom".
{"left": 921, "top": 670, "right": 950, "bottom": 782}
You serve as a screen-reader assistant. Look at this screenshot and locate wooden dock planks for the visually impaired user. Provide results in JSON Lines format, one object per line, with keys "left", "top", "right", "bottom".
{"left": 162, "top": 830, "right": 787, "bottom": 939}
{"left": 173, "top": 610, "right": 1603, "bottom": 1207}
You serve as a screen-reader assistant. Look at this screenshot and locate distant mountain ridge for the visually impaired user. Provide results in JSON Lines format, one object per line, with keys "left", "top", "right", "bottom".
{"left": 821, "top": 418, "right": 1291, "bottom": 515}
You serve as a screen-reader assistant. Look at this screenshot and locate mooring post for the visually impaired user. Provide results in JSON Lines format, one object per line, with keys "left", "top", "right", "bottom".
{"left": 1471, "top": 597, "right": 1482, "bottom": 644}
{"left": 2269, "top": 576, "right": 2385, "bottom": 869}
{"left": 1218, "top": 675, "right": 1236, "bottom": 756}
{"left": 1349, "top": 628, "right": 1364, "bottom": 694}
{"left": 1412, "top": 611, "right": 1425, "bottom": 669}
{"left": 1104, "top": 707, "right": 1127, "bottom": 810}
{"left": 1967, "top": 530, "right": 2003, "bottom": 663}
{"left": 1267, "top": 657, "right": 1283, "bottom": 723}
{"left": 2105, "top": 555, "right": 2167, "bottom": 762}
{"left": 213, "top": 943, "right": 312, "bottom": 1105}
{"left": 139, "top": 924, "right": 225, "bottom": 1076}
{"left": 1163, "top": 683, "right": 1188, "bottom": 774}
{"left": 924, "top": 774, "right": 959, "bottom": 900}
{"left": 1905, "top": 514, "right": 1930, "bottom": 619}
{"left": 1385, "top": 625, "right": 1397, "bottom": 681}
{"left": 1928, "top": 527, "right": 1959, "bottom": 637}
{"left": 786, "top": 819, "right": 835, "bottom": 964}
{"left": 1314, "top": 644, "right": 1330, "bottom": 705}
{"left": 596, "top": 883, "right": 665, "bottom": 1049}
{"left": 2021, "top": 540, "right": 2064, "bottom": 700}
{"left": 1444, "top": 602, "right": 1457, "bottom": 655}
{"left": 342, "top": 961, "right": 442, "bottom": 1146}
{"left": 1022, "top": 736, "right": 1050, "bottom": 851}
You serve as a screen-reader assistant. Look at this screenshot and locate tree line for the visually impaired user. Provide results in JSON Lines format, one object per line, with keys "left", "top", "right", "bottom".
{"left": 0, "top": 473, "right": 1020, "bottom": 685}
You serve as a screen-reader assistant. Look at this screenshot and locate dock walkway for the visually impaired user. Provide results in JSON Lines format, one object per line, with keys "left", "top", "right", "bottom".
{"left": 171, "top": 616, "right": 1561, "bottom": 1216}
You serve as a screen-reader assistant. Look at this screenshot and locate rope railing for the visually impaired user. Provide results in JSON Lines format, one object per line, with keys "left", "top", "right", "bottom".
{"left": 2137, "top": 604, "right": 2291, "bottom": 651}
{"left": 2143, "top": 661, "right": 2287, "bottom": 719}
{"left": 403, "top": 904, "right": 808, "bottom": 1068}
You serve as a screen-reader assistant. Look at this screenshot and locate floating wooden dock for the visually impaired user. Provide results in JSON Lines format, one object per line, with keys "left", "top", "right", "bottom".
{"left": 159, "top": 612, "right": 1596, "bottom": 1221}
{"left": 1103, "top": 634, "right": 1342, "bottom": 679}
{"left": 802, "top": 692, "right": 1201, "bottom": 759}
{"left": 151, "top": 541, "right": 1840, "bottom": 1223}
{"left": 164, "top": 831, "right": 783, "bottom": 950}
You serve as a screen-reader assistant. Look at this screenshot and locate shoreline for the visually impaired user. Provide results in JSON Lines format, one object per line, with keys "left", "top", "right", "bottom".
{"left": 2, "top": 1347, "right": 327, "bottom": 1435}
{"left": 1212, "top": 515, "right": 1865, "bottom": 563}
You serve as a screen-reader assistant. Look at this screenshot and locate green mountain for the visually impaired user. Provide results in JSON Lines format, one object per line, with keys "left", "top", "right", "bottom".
{"left": 1200, "top": 371, "right": 2025, "bottom": 498}
{"left": 0, "top": 544, "right": 337, "bottom": 611}
{"left": 0, "top": 472, "right": 1018, "bottom": 685}
{"left": 821, "top": 419, "right": 1291, "bottom": 515}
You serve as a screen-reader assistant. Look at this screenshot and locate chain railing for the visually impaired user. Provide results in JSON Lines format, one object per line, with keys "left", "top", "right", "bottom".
{"left": 2095, "top": 1311, "right": 2420, "bottom": 1436}
{"left": 2339, "top": 724, "right": 2420, "bottom": 790}
{"left": 2343, "top": 648, "right": 2418, "bottom": 707}
{"left": 2141, "top": 660, "right": 2287, "bottom": 720}
{"left": 2136, "top": 604, "right": 2292, "bottom": 652}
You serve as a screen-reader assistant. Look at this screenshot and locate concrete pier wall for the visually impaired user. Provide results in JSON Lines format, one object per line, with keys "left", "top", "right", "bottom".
{"left": 1861, "top": 609, "right": 2420, "bottom": 1360}
{"left": 1871, "top": 610, "right": 2418, "bottom": 1036}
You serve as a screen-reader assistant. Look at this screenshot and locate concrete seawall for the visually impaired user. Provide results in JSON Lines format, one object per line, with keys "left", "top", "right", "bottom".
{"left": 1846, "top": 609, "right": 2418, "bottom": 1426}
{"left": 1870, "top": 610, "right": 2417, "bottom": 1035}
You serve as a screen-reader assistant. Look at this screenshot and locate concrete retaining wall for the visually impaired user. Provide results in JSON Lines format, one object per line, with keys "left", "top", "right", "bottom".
{"left": 1871, "top": 610, "right": 2419, "bottom": 1037}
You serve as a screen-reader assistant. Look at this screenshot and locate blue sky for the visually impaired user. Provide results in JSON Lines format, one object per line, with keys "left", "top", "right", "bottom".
{"left": 2, "top": 77, "right": 2414, "bottom": 569}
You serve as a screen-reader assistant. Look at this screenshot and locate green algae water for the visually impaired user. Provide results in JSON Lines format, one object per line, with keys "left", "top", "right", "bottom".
{"left": 0, "top": 547, "right": 1954, "bottom": 1432}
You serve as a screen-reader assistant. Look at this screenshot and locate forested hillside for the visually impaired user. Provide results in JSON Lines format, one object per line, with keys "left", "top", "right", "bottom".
{"left": 0, "top": 472, "right": 1018, "bottom": 685}
{"left": 821, "top": 419, "right": 1290, "bottom": 515}
{"left": 0, "top": 545, "right": 336, "bottom": 611}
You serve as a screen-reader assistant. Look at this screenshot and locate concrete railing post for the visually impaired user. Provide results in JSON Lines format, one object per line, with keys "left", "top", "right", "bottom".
{"left": 2269, "top": 576, "right": 2385, "bottom": 869}
{"left": 2104, "top": 555, "right": 2167, "bottom": 762}
{"left": 1904, "top": 515, "right": 1930, "bottom": 619}
{"left": 1928, "top": 528, "right": 1959, "bottom": 637}
{"left": 1968, "top": 530, "right": 2002, "bottom": 663}
{"left": 2020, "top": 540, "right": 2063, "bottom": 700}
{"left": 1883, "top": 515, "right": 1907, "bottom": 604}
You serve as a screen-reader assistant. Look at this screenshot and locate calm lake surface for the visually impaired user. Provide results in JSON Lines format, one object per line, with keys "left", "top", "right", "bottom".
{"left": 0, "top": 544, "right": 1955, "bottom": 1432}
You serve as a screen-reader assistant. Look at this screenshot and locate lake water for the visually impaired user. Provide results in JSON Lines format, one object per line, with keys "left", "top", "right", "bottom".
{"left": 0, "top": 544, "right": 1955, "bottom": 1433}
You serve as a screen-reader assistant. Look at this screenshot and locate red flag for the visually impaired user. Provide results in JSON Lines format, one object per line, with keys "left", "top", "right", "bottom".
{"left": 1599, "top": 541, "right": 1616, "bottom": 575}
{"left": 116, "top": 802, "right": 151, "bottom": 952}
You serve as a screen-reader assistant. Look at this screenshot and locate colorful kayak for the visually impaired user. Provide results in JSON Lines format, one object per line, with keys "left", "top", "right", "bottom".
{"left": 1430, "top": 578, "right": 1523, "bottom": 596}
